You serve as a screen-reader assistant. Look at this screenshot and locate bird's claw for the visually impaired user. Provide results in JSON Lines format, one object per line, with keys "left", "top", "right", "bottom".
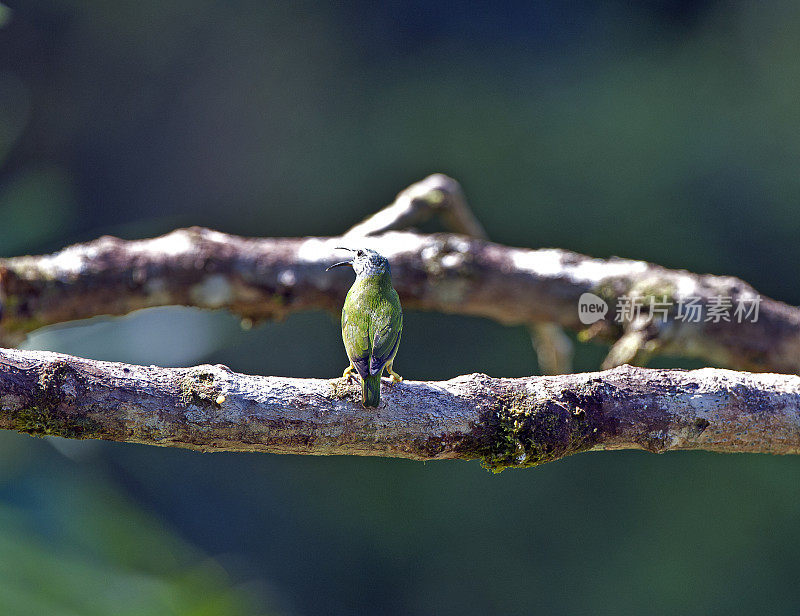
{"left": 385, "top": 368, "right": 403, "bottom": 384}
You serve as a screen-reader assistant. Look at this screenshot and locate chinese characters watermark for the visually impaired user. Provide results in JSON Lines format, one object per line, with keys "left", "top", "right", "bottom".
{"left": 578, "top": 293, "right": 761, "bottom": 326}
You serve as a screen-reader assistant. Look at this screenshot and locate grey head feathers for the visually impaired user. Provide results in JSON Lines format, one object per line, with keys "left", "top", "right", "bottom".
{"left": 327, "top": 247, "right": 391, "bottom": 279}
{"left": 351, "top": 248, "right": 390, "bottom": 278}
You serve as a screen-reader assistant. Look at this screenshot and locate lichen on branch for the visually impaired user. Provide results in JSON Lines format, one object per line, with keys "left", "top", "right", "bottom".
{"left": 1, "top": 174, "right": 799, "bottom": 468}
{"left": 0, "top": 348, "right": 798, "bottom": 471}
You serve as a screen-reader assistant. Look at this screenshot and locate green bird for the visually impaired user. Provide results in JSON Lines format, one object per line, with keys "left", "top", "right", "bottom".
{"left": 327, "top": 247, "right": 403, "bottom": 407}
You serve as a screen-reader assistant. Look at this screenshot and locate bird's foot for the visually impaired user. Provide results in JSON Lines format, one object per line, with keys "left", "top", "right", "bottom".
{"left": 385, "top": 367, "right": 403, "bottom": 384}
{"left": 342, "top": 365, "right": 356, "bottom": 380}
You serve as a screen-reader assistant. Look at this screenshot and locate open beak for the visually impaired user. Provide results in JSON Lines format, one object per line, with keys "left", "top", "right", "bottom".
{"left": 326, "top": 260, "right": 352, "bottom": 271}
{"left": 326, "top": 247, "right": 354, "bottom": 271}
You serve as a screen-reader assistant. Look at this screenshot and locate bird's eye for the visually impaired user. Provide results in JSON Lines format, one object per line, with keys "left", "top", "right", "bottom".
{"left": 357, "top": 250, "right": 364, "bottom": 257}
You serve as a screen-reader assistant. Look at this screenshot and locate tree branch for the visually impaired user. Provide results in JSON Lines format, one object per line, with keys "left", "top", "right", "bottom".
{"left": 1, "top": 225, "right": 798, "bottom": 373}
{"left": 529, "top": 322, "right": 574, "bottom": 375}
{"left": 2, "top": 175, "right": 796, "bottom": 468}
{"left": 343, "top": 173, "right": 487, "bottom": 239}
{"left": 1, "top": 348, "right": 798, "bottom": 471}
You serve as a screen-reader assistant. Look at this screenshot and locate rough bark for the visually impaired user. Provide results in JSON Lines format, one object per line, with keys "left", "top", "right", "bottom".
{"left": 1, "top": 348, "right": 798, "bottom": 471}
{"left": 1, "top": 226, "right": 798, "bottom": 373}
{"left": 1, "top": 173, "right": 799, "bottom": 468}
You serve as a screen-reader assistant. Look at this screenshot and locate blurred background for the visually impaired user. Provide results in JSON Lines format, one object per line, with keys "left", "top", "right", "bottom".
{"left": 1, "top": 1, "right": 799, "bottom": 614}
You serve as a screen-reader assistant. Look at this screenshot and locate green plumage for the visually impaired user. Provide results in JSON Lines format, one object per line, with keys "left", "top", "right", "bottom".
{"left": 342, "top": 273, "right": 402, "bottom": 406}
{"left": 328, "top": 248, "right": 403, "bottom": 408}
{"left": 362, "top": 374, "right": 382, "bottom": 408}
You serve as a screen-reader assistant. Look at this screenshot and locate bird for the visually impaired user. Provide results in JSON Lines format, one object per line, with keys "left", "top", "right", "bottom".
{"left": 327, "top": 247, "right": 403, "bottom": 407}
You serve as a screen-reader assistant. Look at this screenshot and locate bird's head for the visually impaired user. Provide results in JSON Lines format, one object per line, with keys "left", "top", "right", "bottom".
{"left": 326, "top": 247, "right": 390, "bottom": 278}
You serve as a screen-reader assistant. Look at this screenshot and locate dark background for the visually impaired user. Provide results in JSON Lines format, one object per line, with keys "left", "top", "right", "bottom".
{"left": 1, "top": 1, "right": 799, "bottom": 614}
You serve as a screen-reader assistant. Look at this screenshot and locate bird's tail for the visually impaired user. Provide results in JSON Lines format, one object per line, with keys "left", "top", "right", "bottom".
{"left": 362, "top": 374, "right": 381, "bottom": 408}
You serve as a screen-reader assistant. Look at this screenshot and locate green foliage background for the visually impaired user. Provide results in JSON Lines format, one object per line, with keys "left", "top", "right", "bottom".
{"left": 1, "top": 1, "right": 800, "bottom": 614}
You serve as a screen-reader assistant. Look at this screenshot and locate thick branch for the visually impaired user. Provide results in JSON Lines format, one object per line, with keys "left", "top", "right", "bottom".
{"left": 0, "top": 348, "right": 798, "bottom": 471}
{"left": 1, "top": 227, "right": 798, "bottom": 373}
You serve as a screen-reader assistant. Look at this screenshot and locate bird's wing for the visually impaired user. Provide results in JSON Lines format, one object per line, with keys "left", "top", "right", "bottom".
{"left": 342, "top": 307, "right": 372, "bottom": 379}
{"left": 369, "top": 299, "right": 402, "bottom": 376}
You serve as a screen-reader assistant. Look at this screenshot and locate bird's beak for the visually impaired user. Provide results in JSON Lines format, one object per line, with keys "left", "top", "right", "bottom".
{"left": 326, "top": 260, "right": 352, "bottom": 271}
{"left": 326, "top": 247, "right": 354, "bottom": 271}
